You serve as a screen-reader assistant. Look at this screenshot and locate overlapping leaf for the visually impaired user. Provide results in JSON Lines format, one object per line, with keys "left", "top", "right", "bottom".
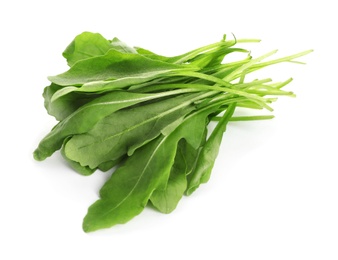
{"left": 34, "top": 31, "right": 311, "bottom": 232}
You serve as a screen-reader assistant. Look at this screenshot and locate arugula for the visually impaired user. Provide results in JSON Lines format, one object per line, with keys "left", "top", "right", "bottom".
{"left": 34, "top": 32, "right": 312, "bottom": 232}
{"left": 83, "top": 102, "right": 226, "bottom": 232}
{"left": 34, "top": 89, "right": 194, "bottom": 161}
{"left": 63, "top": 92, "right": 201, "bottom": 169}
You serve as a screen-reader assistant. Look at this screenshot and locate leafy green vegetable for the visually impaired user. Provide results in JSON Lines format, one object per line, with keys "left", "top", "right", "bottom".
{"left": 82, "top": 134, "right": 176, "bottom": 232}
{"left": 49, "top": 48, "right": 197, "bottom": 88}
{"left": 43, "top": 83, "right": 103, "bottom": 121}
{"left": 34, "top": 89, "right": 193, "bottom": 161}
{"left": 63, "top": 32, "right": 113, "bottom": 67}
{"left": 149, "top": 141, "right": 188, "bottom": 214}
{"left": 34, "top": 31, "right": 312, "bottom": 232}
{"left": 83, "top": 101, "right": 220, "bottom": 231}
{"left": 186, "top": 103, "right": 236, "bottom": 195}
{"left": 60, "top": 137, "right": 95, "bottom": 176}
{"left": 149, "top": 108, "right": 211, "bottom": 213}
{"left": 63, "top": 92, "right": 200, "bottom": 169}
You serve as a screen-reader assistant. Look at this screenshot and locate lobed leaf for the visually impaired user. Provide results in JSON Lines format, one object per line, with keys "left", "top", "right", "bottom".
{"left": 33, "top": 31, "right": 311, "bottom": 232}
{"left": 83, "top": 100, "right": 217, "bottom": 231}
{"left": 82, "top": 134, "right": 177, "bottom": 232}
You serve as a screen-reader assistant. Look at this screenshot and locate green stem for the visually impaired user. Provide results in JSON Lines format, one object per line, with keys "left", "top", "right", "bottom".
{"left": 212, "top": 115, "right": 275, "bottom": 121}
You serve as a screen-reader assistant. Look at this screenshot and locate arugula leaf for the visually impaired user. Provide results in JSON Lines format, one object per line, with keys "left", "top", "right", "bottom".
{"left": 34, "top": 90, "right": 190, "bottom": 161}
{"left": 60, "top": 138, "right": 96, "bottom": 176}
{"left": 82, "top": 134, "right": 176, "bottom": 232}
{"left": 43, "top": 83, "right": 103, "bottom": 121}
{"left": 48, "top": 48, "right": 197, "bottom": 87}
{"left": 135, "top": 47, "right": 169, "bottom": 61}
{"left": 63, "top": 92, "right": 200, "bottom": 169}
{"left": 63, "top": 32, "right": 113, "bottom": 67}
{"left": 149, "top": 140, "right": 198, "bottom": 213}
{"left": 33, "top": 31, "right": 311, "bottom": 232}
{"left": 186, "top": 103, "right": 236, "bottom": 195}
{"left": 110, "top": 37, "right": 137, "bottom": 54}
{"left": 63, "top": 32, "right": 138, "bottom": 67}
{"left": 97, "top": 158, "right": 124, "bottom": 172}
{"left": 82, "top": 101, "right": 214, "bottom": 231}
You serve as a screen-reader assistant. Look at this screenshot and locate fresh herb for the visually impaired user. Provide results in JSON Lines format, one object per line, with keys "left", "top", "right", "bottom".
{"left": 34, "top": 32, "right": 312, "bottom": 232}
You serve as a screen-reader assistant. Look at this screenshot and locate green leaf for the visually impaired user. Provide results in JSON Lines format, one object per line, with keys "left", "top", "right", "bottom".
{"left": 186, "top": 103, "right": 236, "bottom": 195}
{"left": 33, "top": 32, "right": 312, "bottom": 232}
{"left": 83, "top": 102, "right": 217, "bottom": 232}
{"left": 149, "top": 158, "right": 187, "bottom": 213}
{"left": 60, "top": 138, "right": 124, "bottom": 175}
{"left": 33, "top": 90, "right": 187, "bottom": 161}
{"left": 62, "top": 32, "right": 138, "bottom": 68}
{"left": 97, "top": 158, "right": 123, "bottom": 172}
{"left": 135, "top": 47, "right": 169, "bottom": 61}
{"left": 149, "top": 108, "right": 211, "bottom": 213}
{"left": 110, "top": 37, "right": 137, "bottom": 54}
{"left": 60, "top": 138, "right": 96, "bottom": 176}
{"left": 43, "top": 83, "right": 102, "bottom": 121}
{"left": 82, "top": 134, "right": 177, "bottom": 232}
{"left": 63, "top": 32, "right": 113, "bottom": 67}
{"left": 48, "top": 48, "right": 197, "bottom": 87}
{"left": 63, "top": 93, "right": 200, "bottom": 169}
{"left": 149, "top": 139, "right": 200, "bottom": 213}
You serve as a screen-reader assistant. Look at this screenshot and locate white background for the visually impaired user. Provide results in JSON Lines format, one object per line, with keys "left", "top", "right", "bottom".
{"left": 1, "top": 0, "right": 337, "bottom": 259}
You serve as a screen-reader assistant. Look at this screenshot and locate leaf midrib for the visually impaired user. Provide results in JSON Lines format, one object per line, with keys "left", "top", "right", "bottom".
{"left": 76, "top": 98, "right": 193, "bottom": 150}
{"left": 100, "top": 136, "right": 167, "bottom": 218}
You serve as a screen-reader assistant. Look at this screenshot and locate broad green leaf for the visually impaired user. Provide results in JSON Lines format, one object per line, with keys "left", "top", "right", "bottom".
{"left": 149, "top": 108, "right": 215, "bottom": 213}
{"left": 43, "top": 83, "right": 102, "bottom": 121}
{"left": 48, "top": 48, "right": 197, "bottom": 87}
{"left": 149, "top": 154, "right": 187, "bottom": 213}
{"left": 186, "top": 103, "right": 236, "bottom": 195}
{"left": 62, "top": 32, "right": 137, "bottom": 67}
{"left": 49, "top": 55, "right": 198, "bottom": 102}
{"left": 61, "top": 138, "right": 124, "bottom": 175}
{"left": 149, "top": 139, "right": 202, "bottom": 213}
{"left": 33, "top": 90, "right": 186, "bottom": 161}
{"left": 97, "top": 158, "right": 123, "bottom": 172}
{"left": 60, "top": 138, "right": 95, "bottom": 176}
{"left": 63, "top": 32, "right": 113, "bottom": 67}
{"left": 63, "top": 93, "right": 200, "bottom": 169}
{"left": 82, "top": 103, "right": 214, "bottom": 232}
{"left": 82, "top": 134, "right": 177, "bottom": 232}
{"left": 32, "top": 31, "right": 311, "bottom": 233}
{"left": 110, "top": 37, "right": 137, "bottom": 54}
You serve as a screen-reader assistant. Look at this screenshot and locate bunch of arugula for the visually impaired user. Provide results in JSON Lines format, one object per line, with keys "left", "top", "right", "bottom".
{"left": 34, "top": 32, "right": 311, "bottom": 232}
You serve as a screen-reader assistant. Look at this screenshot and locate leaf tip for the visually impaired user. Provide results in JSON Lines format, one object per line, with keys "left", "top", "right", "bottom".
{"left": 185, "top": 186, "right": 197, "bottom": 196}
{"left": 82, "top": 222, "right": 92, "bottom": 233}
{"left": 82, "top": 216, "right": 97, "bottom": 233}
{"left": 33, "top": 149, "right": 45, "bottom": 161}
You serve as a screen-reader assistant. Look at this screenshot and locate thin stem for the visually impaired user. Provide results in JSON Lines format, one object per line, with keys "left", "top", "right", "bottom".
{"left": 231, "top": 50, "right": 313, "bottom": 80}
{"left": 223, "top": 50, "right": 278, "bottom": 82}
{"left": 211, "top": 115, "right": 275, "bottom": 121}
